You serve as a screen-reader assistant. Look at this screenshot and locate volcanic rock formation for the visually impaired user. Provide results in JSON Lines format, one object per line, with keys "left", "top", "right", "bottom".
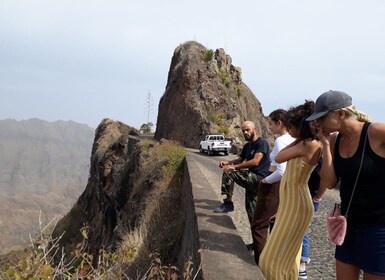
{"left": 155, "top": 41, "right": 273, "bottom": 148}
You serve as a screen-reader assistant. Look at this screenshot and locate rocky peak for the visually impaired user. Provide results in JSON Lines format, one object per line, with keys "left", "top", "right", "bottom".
{"left": 52, "top": 119, "right": 140, "bottom": 261}
{"left": 155, "top": 41, "right": 273, "bottom": 148}
{"left": 49, "top": 119, "right": 188, "bottom": 277}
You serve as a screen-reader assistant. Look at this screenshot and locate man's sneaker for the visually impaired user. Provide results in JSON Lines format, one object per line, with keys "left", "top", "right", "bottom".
{"left": 299, "top": 267, "right": 307, "bottom": 279}
{"left": 214, "top": 200, "right": 234, "bottom": 213}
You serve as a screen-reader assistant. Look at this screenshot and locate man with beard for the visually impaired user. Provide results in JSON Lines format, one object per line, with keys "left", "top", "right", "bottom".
{"left": 214, "top": 121, "right": 270, "bottom": 225}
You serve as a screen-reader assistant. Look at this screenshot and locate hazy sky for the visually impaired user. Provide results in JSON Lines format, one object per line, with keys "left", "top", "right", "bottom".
{"left": 1, "top": 0, "right": 385, "bottom": 129}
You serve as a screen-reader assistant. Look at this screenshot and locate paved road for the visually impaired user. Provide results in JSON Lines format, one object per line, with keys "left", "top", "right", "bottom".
{"left": 187, "top": 149, "right": 341, "bottom": 280}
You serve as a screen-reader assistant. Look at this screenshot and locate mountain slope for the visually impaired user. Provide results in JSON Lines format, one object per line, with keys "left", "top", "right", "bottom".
{"left": 0, "top": 118, "right": 94, "bottom": 254}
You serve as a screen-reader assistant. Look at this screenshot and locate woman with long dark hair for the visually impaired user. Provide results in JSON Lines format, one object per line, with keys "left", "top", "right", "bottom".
{"left": 259, "top": 100, "right": 322, "bottom": 280}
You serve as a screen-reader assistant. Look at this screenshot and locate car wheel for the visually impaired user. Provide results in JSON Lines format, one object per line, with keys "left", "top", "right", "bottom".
{"left": 207, "top": 148, "right": 212, "bottom": 156}
{"left": 199, "top": 146, "right": 203, "bottom": 153}
{"left": 224, "top": 151, "right": 229, "bottom": 156}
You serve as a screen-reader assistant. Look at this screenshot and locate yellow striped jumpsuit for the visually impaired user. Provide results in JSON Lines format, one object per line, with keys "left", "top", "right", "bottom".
{"left": 259, "top": 157, "right": 316, "bottom": 280}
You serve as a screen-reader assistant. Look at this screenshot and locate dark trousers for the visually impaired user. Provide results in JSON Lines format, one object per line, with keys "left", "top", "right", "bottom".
{"left": 251, "top": 180, "right": 280, "bottom": 265}
{"left": 221, "top": 169, "right": 261, "bottom": 224}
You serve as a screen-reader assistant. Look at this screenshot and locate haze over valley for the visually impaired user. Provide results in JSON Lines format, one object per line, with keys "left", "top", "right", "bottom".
{"left": 0, "top": 118, "right": 94, "bottom": 254}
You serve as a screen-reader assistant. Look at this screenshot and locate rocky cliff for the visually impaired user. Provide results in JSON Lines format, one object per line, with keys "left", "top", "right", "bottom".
{"left": 155, "top": 41, "right": 273, "bottom": 148}
{"left": 50, "top": 119, "right": 188, "bottom": 277}
{"left": 52, "top": 119, "right": 139, "bottom": 260}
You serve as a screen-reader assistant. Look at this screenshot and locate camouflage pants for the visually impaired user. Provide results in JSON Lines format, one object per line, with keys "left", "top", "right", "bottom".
{"left": 221, "top": 169, "right": 262, "bottom": 224}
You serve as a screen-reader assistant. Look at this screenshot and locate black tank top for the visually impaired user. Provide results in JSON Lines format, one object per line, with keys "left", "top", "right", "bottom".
{"left": 334, "top": 122, "right": 385, "bottom": 225}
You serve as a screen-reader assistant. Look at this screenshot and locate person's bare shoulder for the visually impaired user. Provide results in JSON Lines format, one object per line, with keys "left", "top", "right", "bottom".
{"left": 304, "top": 138, "right": 321, "bottom": 148}
{"left": 369, "top": 123, "right": 385, "bottom": 155}
{"left": 370, "top": 122, "right": 385, "bottom": 136}
{"left": 302, "top": 139, "right": 322, "bottom": 165}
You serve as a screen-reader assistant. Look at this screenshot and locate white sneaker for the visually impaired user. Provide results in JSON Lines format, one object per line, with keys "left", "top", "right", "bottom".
{"left": 299, "top": 267, "right": 307, "bottom": 279}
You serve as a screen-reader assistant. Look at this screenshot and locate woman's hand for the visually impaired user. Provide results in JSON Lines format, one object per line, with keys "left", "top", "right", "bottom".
{"left": 314, "top": 124, "right": 332, "bottom": 146}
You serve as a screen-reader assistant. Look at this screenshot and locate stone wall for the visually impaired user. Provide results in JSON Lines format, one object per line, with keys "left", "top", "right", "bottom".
{"left": 180, "top": 154, "right": 265, "bottom": 279}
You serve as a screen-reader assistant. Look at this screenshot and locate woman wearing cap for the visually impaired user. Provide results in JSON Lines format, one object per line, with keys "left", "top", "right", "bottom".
{"left": 308, "top": 90, "right": 385, "bottom": 280}
{"left": 259, "top": 100, "right": 322, "bottom": 280}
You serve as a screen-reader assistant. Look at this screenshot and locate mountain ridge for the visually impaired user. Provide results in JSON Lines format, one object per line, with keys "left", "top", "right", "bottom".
{"left": 0, "top": 118, "right": 95, "bottom": 254}
{"left": 0, "top": 41, "right": 274, "bottom": 278}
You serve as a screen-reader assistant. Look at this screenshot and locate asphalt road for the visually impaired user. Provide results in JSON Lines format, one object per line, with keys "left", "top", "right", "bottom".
{"left": 187, "top": 148, "right": 342, "bottom": 280}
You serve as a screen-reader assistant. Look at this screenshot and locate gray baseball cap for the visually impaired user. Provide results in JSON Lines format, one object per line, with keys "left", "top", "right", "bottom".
{"left": 306, "top": 90, "right": 352, "bottom": 121}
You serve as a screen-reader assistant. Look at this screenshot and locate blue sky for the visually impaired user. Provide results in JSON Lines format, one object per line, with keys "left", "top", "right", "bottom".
{"left": 1, "top": 0, "right": 385, "bottom": 129}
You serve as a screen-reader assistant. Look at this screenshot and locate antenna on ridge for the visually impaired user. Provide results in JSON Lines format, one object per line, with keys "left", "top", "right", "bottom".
{"left": 145, "top": 89, "right": 153, "bottom": 124}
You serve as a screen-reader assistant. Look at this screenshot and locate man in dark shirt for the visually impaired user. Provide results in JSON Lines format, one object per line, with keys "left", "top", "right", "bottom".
{"left": 214, "top": 121, "right": 270, "bottom": 224}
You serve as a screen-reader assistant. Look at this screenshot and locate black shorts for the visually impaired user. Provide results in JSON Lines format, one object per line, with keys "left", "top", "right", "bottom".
{"left": 335, "top": 224, "right": 385, "bottom": 276}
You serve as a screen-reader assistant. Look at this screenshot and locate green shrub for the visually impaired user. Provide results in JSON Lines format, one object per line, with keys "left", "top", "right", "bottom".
{"left": 158, "top": 143, "right": 186, "bottom": 176}
{"left": 216, "top": 113, "right": 224, "bottom": 125}
{"left": 207, "top": 112, "right": 215, "bottom": 123}
{"left": 208, "top": 113, "right": 224, "bottom": 126}
{"left": 237, "top": 88, "right": 243, "bottom": 97}
{"left": 219, "top": 70, "right": 231, "bottom": 87}
{"left": 205, "top": 49, "right": 215, "bottom": 61}
{"left": 219, "top": 126, "right": 230, "bottom": 135}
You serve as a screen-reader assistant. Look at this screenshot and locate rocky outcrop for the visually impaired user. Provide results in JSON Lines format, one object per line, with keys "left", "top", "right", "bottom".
{"left": 52, "top": 119, "right": 140, "bottom": 262}
{"left": 155, "top": 41, "right": 273, "bottom": 148}
{"left": 50, "top": 119, "right": 188, "bottom": 277}
{"left": 1, "top": 115, "right": 239, "bottom": 277}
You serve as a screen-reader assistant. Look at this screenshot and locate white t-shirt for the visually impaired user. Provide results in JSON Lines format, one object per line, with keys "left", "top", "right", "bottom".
{"left": 265, "top": 133, "right": 295, "bottom": 184}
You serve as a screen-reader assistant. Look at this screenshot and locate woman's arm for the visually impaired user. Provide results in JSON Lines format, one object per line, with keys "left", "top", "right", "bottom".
{"left": 275, "top": 140, "right": 304, "bottom": 163}
{"left": 264, "top": 137, "right": 287, "bottom": 183}
{"left": 318, "top": 131, "right": 338, "bottom": 192}
{"left": 278, "top": 139, "right": 300, "bottom": 153}
{"left": 276, "top": 139, "right": 321, "bottom": 165}
{"left": 264, "top": 161, "right": 286, "bottom": 184}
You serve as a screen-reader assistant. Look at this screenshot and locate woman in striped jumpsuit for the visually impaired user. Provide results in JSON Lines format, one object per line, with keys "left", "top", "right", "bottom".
{"left": 259, "top": 100, "right": 322, "bottom": 280}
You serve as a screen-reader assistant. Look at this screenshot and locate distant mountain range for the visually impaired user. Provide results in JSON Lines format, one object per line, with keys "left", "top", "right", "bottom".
{"left": 0, "top": 118, "right": 95, "bottom": 254}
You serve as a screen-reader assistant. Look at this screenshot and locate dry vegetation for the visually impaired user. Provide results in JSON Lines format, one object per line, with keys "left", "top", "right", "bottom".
{"left": 0, "top": 140, "right": 200, "bottom": 279}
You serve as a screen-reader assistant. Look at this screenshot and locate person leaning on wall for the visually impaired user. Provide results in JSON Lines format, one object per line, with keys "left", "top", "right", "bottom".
{"left": 213, "top": 121, "right": 270, "bottom": 229}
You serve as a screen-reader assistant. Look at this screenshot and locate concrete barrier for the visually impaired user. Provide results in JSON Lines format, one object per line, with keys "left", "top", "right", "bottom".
{"left": 179, "top": 154, "right": 265, "bottom": 279}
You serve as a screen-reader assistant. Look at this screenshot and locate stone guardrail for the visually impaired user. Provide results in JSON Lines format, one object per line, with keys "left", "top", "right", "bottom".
{"left": 179, "top": 154, "right": 265, "bottom": 280}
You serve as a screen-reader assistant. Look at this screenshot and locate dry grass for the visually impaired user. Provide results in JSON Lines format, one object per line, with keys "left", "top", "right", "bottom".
{"left": 120, "top": 140, "right": 187, "bottom": 277}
